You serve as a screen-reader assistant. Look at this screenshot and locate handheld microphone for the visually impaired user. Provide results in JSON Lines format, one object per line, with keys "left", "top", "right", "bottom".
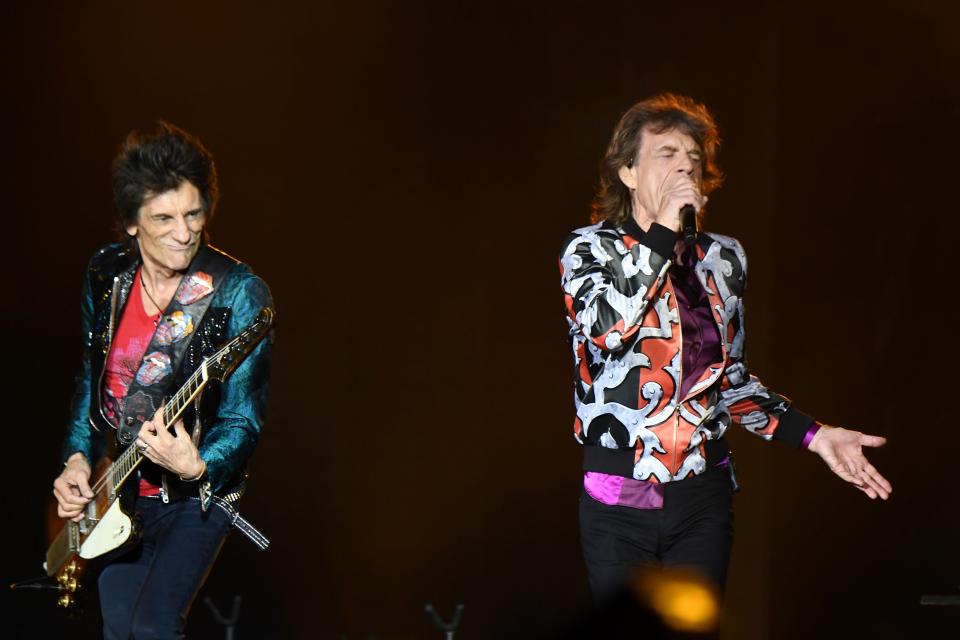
{"left": 681, "top": 204, "right": 698, "bottom": 247}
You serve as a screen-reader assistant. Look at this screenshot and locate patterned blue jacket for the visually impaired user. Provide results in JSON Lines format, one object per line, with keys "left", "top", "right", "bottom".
{"left": 61, "top": 243, "right": 273, "bottom": 502}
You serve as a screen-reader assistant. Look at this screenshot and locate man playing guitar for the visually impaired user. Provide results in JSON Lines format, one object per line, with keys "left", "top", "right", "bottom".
{"left": 52, "top": 122, "right": 273, "bottom": 638}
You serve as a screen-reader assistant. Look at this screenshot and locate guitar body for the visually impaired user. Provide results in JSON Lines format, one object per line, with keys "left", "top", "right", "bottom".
{"left": 80, "top": 498, "right": 138, "bottom": 559}
{"left": 45, "top": 453, "right": 142, "bottom": 609}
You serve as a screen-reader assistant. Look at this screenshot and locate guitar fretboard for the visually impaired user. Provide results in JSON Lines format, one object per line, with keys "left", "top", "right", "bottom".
{"left": 105, "top": 365, "right": 209, "bottom": 494}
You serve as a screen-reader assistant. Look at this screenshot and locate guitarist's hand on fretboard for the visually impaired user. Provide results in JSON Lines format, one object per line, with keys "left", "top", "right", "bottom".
{"left": 53, "top": 453, "right": 94, "bottom": 522}
{"left": 137, "top": 405, "right": 206, "bottom": 481}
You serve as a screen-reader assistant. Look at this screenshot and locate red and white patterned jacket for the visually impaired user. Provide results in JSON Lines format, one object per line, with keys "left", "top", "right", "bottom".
{"left": 559, "top": 219, "right": 812, "bottom": 483}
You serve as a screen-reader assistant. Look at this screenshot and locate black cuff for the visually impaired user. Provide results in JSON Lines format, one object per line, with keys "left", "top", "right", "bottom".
{"left": 641, "top": 223, "right": 679, "bottom": 261}
{"left": 772, "top": 406, "right": 817, "bottom": 448}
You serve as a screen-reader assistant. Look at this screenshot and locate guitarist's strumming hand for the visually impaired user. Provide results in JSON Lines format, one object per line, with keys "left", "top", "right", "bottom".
{"left": 136, "top": 406, "right": 206, "bottom": 481}
{"left": 53, "top": 452, "right": 94, "bottom": 522}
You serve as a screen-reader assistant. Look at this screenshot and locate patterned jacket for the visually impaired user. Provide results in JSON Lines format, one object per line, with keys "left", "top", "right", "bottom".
{"left": 61, "top": 243, "right": 273, "bottom": 502}
{"left": 559, "top": 219, "right": 812, "bottom": 483}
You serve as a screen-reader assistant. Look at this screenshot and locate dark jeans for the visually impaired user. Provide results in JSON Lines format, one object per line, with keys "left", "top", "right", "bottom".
{"left": 579, "top": 466, "right": 734, "bottom": 603}
{"left": 98, "top": 496, "right": 232, "bottom": 640}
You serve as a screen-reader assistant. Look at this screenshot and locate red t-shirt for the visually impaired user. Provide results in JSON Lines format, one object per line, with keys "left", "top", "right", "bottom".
{"left": 102, "top": 267, "right": 163, "bottom": 496}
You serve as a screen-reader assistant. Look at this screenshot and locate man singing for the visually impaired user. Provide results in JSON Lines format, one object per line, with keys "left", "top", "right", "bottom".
{"left": 52, "top": 123, "right": 273, "bottom": 638}
{"left": 559, "top": 93, "right": 891, "bottom": 601}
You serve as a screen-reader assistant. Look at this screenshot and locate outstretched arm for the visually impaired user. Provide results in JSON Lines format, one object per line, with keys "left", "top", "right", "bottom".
{"left": 807, "top": 425, "right": 892, "bottom": 500}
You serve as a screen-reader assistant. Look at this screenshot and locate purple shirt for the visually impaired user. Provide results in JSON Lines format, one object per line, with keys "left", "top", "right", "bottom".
{"left": 671, "top": 249, "right": 723, "bottom": 399}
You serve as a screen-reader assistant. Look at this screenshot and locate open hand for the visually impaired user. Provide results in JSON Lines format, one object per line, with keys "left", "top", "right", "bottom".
{"left": 808, "top": 425, "right": 892, "bottom": 500}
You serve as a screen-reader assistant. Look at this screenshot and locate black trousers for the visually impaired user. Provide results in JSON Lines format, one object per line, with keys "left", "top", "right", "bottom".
{"left": 579, "top": 466, "right": 734, "bottom": 603}
{"left": 98, "top": 496, "right": 232, "bottom": 639}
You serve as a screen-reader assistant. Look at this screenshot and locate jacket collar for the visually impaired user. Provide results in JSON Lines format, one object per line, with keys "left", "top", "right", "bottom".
{"left": 620, "top": 215, "right": 646, "bottom": 241}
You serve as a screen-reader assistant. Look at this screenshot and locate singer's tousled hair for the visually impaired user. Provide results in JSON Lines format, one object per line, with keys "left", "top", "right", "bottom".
{"left": 112, "top": 121, "right": 219, "bottom": 239}
{"left": 591, "top": 93, "right": 724, "bottom": 226}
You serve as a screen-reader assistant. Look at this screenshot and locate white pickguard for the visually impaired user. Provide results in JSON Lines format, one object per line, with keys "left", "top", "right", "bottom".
{"left": 78, "top": 499, "right": 133, "bottom": 559}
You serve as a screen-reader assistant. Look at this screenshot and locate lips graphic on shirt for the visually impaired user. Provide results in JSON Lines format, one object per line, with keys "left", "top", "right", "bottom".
{"left": 135, "top": 351, "right": 172, "bottom": 386}
{"left": 176, "top": 272, "right": 215, "bottom": 306}
{"left": 155, "top": 311, "right": 195, "bottom": 346}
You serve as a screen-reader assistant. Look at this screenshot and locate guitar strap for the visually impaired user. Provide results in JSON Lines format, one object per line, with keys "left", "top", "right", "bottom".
{"left": 117, "top": 245, "right": 237, "bottom": 446}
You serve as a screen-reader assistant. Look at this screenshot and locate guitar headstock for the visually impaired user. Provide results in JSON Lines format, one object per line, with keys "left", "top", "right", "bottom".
{"left": 203, "top": 307, "right": 275, "bottom": 383}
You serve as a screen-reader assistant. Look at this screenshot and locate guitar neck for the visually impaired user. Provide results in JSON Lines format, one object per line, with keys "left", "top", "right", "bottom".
{"left": 104, "top": 366, "right": 210, "bottom": 496}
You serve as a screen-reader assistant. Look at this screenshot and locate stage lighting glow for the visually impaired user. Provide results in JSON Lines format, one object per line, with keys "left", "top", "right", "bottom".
{"left": 633, "top": 569, "right": 720, "bottom": 633}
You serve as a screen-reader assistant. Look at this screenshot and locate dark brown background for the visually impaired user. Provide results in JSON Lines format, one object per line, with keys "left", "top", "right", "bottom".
{"left": 3, "top": 1, "right": 958, "bottom": 638}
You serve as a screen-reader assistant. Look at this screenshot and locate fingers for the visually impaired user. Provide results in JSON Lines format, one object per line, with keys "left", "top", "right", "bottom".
{"left": 53, "top": 455, "right": 96, "bottom": 521}
{"left": 842, "top": 459, "right": 860, "bottom": 480}
{"left": 75, "top": 470, "right": 94, "bottom": 499}
{"left": 842, "top": 443, "right": 892, "bottom": 499}
{"left": 830, "top": 460, "right": 879, "bottom": 499}
{"left": 833, "top": 466, "right": 858, "bottom": 485}
{"left": 53, "top": 481, "right": 92, "bottom": 521}
{"left": 860, "top": 434, "right": 887, "bottom": 448}
{"left": 857, "top": 483, "right": 878, "bottom": 499}
{"left": 56, "top": 504, "right": 85, "bottom": 520}
{"left": 61, "top": 456, "right": 93, "bottom": 492}
{"left": 53, "top": 475, "right": 93, "bottom": 507}
{"left": 141, "top": 405, "right": 164, "bottom": 437}
{"left": 862, "top": 462, "right": 893, "bottom": 497}
{"left": 658, "top": 171, "right": 704, "bottom": 211}
{"left": 827, "top": 459, "right": 858, "bottom": 484}
{"left": 136, "top": 437, "right": 158, "bottom": 465}
{"left": 662, "top": 182, "right": 704, "bottom": 212}
{"left": 138, "top": 416, "right": 185, "bottom": 451}
{"left": 135, "top": 416, "right": 191, "bottom": 475}
{"left": 136, "top": 424, "right": 162, "bottom": 464}
{"left": 855, "top": 469, "right": 883, "bottom": 500}
{"left": 53, "top": 487, "right": 87, "bottom": 510}
{"left": 172, "top": 420, "right": 188, "bottom": 438}
{"left": 57, "top": 503, "right": 87, "bottom": 520}
{"left": 140, "top": 412, "right": 177, "bottom": 449}
{"left": 843, "top": 456, "right": 891, "bottom": 500}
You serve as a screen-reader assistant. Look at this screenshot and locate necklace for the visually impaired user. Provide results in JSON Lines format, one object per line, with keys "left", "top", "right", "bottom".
{"left": 140, "top": 276, "right": 165, "bottom": 326}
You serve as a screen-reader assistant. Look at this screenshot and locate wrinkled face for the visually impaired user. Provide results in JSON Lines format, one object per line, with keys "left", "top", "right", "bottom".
{"left": 126, "top": 181, "right": 206, "bottom": 273}
{"left": 619, "top": 126, "right": 703, "bottom": 221}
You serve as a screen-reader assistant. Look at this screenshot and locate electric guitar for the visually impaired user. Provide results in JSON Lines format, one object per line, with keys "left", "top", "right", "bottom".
{"left": 43, "top": 307, "right": 274, "bottom": 608}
